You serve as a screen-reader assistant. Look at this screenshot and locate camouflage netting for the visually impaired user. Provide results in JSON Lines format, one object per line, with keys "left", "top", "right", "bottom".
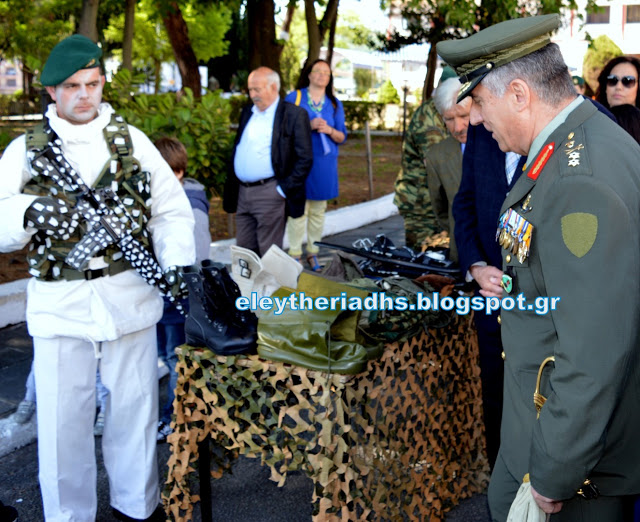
{"left": 163, "top": 312, "right": 489, "bottom": 521}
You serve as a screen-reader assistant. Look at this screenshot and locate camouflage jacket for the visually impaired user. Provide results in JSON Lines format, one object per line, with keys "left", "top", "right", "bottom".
{"left": 393, "top": 99, "right": 448, "bottom": 213}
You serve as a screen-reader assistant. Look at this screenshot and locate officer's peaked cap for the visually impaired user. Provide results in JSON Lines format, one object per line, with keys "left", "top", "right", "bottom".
{"left": 436, "top": 14, "right": 561, "bottom": 102}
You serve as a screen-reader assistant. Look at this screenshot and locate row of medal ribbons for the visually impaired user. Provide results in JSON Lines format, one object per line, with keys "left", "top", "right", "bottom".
{"left": 496, "top": 208, "right": 533, "bottom": 264}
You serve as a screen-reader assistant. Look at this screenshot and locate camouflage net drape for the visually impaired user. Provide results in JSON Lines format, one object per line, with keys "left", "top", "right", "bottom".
{"left": 163, "top": 312, "right": 489, "bottom": 521}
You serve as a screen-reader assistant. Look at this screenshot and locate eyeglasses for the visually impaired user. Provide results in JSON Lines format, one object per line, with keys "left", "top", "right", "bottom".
{"left": 311, "top": 70, "right": 331, "bottom": 76}
{"left": 606, "top": 75, "right": 637, "bottom": 88}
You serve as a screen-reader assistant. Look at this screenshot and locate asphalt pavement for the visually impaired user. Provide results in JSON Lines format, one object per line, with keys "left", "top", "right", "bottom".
{"left": 0, "top": 214, "right": 490, "bottom": 521}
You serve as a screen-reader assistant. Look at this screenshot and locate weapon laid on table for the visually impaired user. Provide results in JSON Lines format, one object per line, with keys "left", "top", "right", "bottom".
{"left": 316, "top": 234, "right": 464, "bottom": 281}
{"left": 28, "top": 138, "right": 186, "bottom": 315}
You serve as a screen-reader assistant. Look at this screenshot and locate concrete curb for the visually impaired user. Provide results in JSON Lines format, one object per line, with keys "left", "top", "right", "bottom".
{"left": 0, "top": 194, "right": 399, "bottom": 327}
{"left": 0, "top": 278, "right": 28, "bottom": 330}
{"left": 0, "top": 415, "right": 37, "bottom": 459}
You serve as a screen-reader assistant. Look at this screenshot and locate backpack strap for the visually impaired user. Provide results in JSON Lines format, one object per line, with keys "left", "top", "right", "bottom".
{"left": 95, "top": 113, "right": 141, "bottom": 188}
{"left": 295, "top": 89, "right": 301, "bottom": 106}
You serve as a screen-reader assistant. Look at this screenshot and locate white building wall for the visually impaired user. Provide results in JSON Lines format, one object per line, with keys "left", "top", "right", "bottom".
{"left": 557, "top": 0, "right": 640, "bottom": 75}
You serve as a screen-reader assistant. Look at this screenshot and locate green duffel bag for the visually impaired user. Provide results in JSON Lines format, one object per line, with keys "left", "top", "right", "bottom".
{"left": 256, "top": 274, "right": 383, "bottom": 374}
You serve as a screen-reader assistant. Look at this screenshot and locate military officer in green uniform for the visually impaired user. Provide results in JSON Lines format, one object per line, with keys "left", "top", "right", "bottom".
{"left": 438, "top": 14, "right": 640, "bottom": 522}
{"left": 393, "top": 67, "right": 456, "bottom": 249}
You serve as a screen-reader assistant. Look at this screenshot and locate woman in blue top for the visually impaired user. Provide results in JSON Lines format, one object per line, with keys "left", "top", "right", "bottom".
{"left": 285, "top": 59, "right": 347, "bottom": 271}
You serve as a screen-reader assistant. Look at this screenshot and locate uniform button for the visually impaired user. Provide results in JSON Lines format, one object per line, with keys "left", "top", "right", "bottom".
{"left": 506, "top": 254, "right": 511, "bottom": 263}
{"left": 501, "top": 351, "right": 506, "bottom": 360}
{"left": 497, "top": 315, "right": 501, "bottom": 325}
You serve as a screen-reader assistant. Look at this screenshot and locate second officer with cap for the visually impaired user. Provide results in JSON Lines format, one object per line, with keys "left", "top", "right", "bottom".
{"left": 438, "top": 14, "right": 640, "bottom": 522}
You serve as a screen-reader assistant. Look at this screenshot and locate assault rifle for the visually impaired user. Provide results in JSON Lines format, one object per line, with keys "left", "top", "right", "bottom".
{"left": 316, "top": 235, "right": 465, "bottom": 282}
{"left": 29, "top": 137, "right": 185, "bottom": 314}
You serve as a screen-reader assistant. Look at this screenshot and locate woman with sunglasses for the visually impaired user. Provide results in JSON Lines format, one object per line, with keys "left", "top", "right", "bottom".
{"left": 595, "top": 56, "right": 640, "bottom": 109}
{"left": 284, "top": 59, "right": 347, "bottom": 271}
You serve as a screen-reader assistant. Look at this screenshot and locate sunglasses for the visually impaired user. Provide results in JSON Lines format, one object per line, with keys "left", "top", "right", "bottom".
{"left": 606, "top": 75, "right": 637, "bottom": 88}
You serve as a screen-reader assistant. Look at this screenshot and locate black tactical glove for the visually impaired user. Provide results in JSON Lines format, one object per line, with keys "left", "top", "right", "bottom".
{"left": 164, "top": 265, "right": 188, "bottom": 301}
{"left": 24, "top": 197, "right": 80, "bottom": 240}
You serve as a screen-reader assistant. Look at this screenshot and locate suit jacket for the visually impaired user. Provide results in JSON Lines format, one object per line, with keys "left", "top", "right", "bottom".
{"left": 424, "top": 136, "right": 463, "bottom": 262}
{"left": 453, "top": 124, "right": 526, "bottom": 277}
{"left": 223, "top": 99, "right": 312, "bottom": 218}
{"left": 499, "top": 99, "right": 640, "bottom": 500}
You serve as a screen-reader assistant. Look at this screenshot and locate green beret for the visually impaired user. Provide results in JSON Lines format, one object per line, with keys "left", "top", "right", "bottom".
{"left": 41, "top": 34, "right": 102, "bottom": 87}
{"left": 437, "top": 66, "right": 457, "bottom": 86}
{"left": 436, "top": 14, "right": 561, "bottom": 102}
{"left": 572, "top": 75, "right": 585, "bottom": 86}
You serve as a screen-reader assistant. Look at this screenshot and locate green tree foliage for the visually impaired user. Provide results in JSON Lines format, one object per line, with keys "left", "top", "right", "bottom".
{"left": 377, "top": 79, "right": 400, "bottom": 104}
{"left": 280, "top": 9, "right": 307, "bottom": 92}
{"left": 279, "top": 5, "right": 384, "bottom": 92}
{"left": 179, "top": 2, "right": 232, "bottom": 63}
{"left": 105, "top": 69, "right": 233, "bottom": 197}
{"left": 380, "top": 0, "right": 601, "bottom": 99}
{"left": 354, "top": 68, "right": 376, "bottom": 98}
{"left": 0, "top": 0, "right": 75, "bottom": 96}
{"left": 104, "top": 0, "right": 231, "bottom": 92}
{"left": 334, "top": 11, "right": 375, "bottom": 49}
{"left": 104, "top": 0, "right": 174, "bottom": 92}
{"left": 582, "top": 35, "right": 622, "bottom": 93}
{"left": 341, "top": 100, "right": 385, "bottom": 130}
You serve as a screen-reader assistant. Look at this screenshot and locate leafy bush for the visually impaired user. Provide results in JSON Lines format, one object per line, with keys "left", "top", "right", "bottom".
{"left": 227, "top": 94, "right": 249, "bottom": 124}
{"left": 342, "top": 100, "right": 385, "bottom": 130}
{"left": 104, "top": 69, "right": 233, "bottom": 198}
{"left": 377, "top": 79, "right": 400, "bottom": 105}
{"left": 354, "top": 68, "right": 377, "bottom": 98}
{"left": 0, "top": 130, "right": 14, "bottom": 153}
{"left": 0, "top": 91, "right": 41, "bottom": 116}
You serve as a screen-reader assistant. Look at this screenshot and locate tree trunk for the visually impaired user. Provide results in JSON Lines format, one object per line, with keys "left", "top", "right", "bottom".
{"left": 298, "top": 0, "right": 339, "bottom": 87}
{"left": 246, "top": 0, "right": 282, "bottom": 74}
{"left": 304, "top": 0, "right": 322, "bottom": 67}
{"left": 326, "top": 1, "right": 339, "bottom": 67}
{"left": 78, "top": 0, "right": 100, "bottom": 42}
{"left": 281, "top": 2, "right": 296, "bottom": 37}
{"left": 122, "top": 0, "right": 136, "bottom": 71}
{"left": 160, "top": 1, "right": 202, "bottom": 97}
{"left": 423, "top": 43, "right": 438, "bottom": 100}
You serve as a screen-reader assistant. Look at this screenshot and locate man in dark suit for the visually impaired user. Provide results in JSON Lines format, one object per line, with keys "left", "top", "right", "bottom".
{"left": 452, "top": 123, "right": 526, "bottom": 472}
{"left": 224, "top": 67, "right": 312, "bottom": 256}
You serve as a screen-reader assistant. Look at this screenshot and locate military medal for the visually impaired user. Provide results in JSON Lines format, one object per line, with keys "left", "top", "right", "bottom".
{"left": 517, "top": 223, "right": 530, "bottom": 263}
{"left": 496, "top": 208, "right": 534, "bottom": 263}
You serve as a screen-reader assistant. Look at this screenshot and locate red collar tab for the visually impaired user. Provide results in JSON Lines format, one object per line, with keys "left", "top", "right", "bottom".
{"left": 527, "top": 142, "right": 555, "bottom": 181}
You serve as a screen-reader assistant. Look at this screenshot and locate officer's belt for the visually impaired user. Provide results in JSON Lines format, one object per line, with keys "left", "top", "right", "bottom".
{"left": 58, "top": 259, "right": 131, "bottom": 281}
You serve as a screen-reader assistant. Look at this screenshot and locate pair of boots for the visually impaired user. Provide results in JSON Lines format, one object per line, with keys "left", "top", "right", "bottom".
{"left": 181, "top": 260, "right": 257, "bottom": 355}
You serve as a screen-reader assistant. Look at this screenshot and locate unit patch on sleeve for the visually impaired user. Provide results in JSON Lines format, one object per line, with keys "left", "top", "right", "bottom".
{"left": 561, "top": 212, "right": 597, "bottom": 258}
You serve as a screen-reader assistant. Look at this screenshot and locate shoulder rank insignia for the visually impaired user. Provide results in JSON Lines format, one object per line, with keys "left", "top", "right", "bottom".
{"left": 564, "top": 134, "right": 584, "bottom": 168}
{"left": 497, "top": 208, "right": 534, "bottom": 263}
{"left": 561, "top": 212, "right": 597, "bottom": 258}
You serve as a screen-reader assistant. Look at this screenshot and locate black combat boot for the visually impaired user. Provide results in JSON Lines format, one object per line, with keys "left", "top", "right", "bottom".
{"left": 181, "top": 265, "right": 256, "bottom": 355}
{"left": 200, "top": 260, "right": 258, "bottom": 331}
